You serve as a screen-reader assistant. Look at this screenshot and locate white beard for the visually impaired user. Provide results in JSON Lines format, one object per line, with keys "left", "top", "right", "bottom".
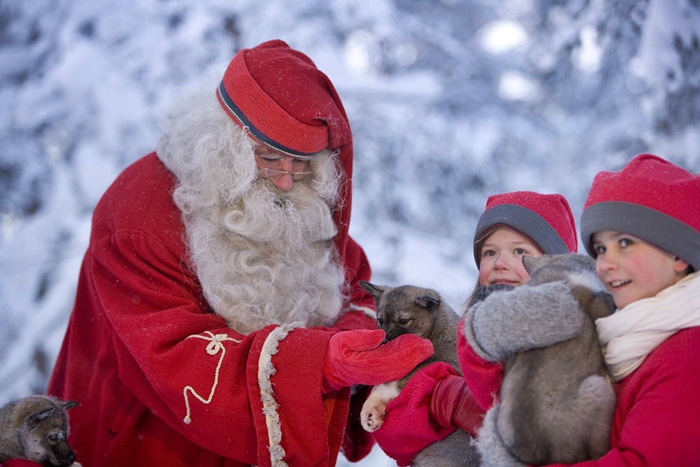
{"left": 157, "top": 86, "right": 346, "bottom": 334}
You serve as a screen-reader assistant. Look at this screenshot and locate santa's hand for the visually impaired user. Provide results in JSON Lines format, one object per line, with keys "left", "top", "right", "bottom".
{"left": 322, "top": 329, "right": 433, "bottom": 392}
{"left": 464, "top": 281, "right": 583, "bottom": 362}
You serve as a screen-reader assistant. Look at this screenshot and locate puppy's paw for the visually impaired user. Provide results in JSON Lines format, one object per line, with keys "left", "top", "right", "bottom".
{"left": 361, "top": 398, "right": 386, "bottom": 432}
{"left": 360, "top": 381, "right": 400, "bottom": 432}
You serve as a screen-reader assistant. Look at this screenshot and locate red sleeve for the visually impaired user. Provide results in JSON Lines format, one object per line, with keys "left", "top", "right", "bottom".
{"left": 372, "top": 363, "right": 460, "bottom": 466}
{"left": 457, "top": 318, "right": 504, "bottom": 411}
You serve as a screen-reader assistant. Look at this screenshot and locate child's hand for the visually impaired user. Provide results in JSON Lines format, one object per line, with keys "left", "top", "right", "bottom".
{"left": 464, "top": 281, "right": 584, "bottom": 362}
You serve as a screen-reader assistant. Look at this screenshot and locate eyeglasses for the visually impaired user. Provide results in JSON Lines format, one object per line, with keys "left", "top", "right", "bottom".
{"left": 257, "top": 167, "right": 312, "bottom": 181}
{"left": 254, "top": 146, "right": 312, "bottom": 181}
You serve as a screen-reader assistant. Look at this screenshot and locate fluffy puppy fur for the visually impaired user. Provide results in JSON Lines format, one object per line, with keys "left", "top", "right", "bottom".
{"left": 0, "top": 395, "right": 81, "bottom": 467}
{"left": 477, "top": 253, "right": 616, "bottom": 466}
{"left": 359, "top": 282, "right": 480, "bottom": 467}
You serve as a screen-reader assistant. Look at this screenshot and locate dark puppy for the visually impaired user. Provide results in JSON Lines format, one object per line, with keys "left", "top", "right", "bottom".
{"left": 478, "top": 253, "right": 616, "bottom": 466}
{"left": 0, "top": 395, "right": 81, "bottom": 467}
{"left": 360, "top": 282, "right": 479, "bottom": 467}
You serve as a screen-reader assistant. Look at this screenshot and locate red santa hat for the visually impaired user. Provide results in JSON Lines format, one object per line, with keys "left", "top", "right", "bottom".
{"left": 216, "top": 40, "right": 358, "bottom": 259}
{"left": 216, "top": 39, "right": 352, "bottom": 158}
{"left": 581, "top": 153, "right": 700, "bottom": 271}
{"left": 473, "top": 191, "right": 578, "bottom": 267}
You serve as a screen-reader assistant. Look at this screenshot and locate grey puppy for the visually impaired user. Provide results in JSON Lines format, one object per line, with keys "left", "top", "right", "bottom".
{"left": 0, "top": 395, "right": 81, "bottom": 467}
{"left": 359, "top": 282, "right": 480, "bottom": 467}
{"left": 472, "top": 253, "right": 616, "bottom": 466}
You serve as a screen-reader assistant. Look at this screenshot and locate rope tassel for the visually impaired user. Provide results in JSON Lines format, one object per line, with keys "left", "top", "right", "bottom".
{"left": 182, "top": 331, "right": 241, "bottom": 424}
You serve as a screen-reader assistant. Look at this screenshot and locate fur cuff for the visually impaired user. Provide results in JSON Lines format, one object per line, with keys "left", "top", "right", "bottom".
{"left": 258, "top": 323, "right": 301, "bottom": 467}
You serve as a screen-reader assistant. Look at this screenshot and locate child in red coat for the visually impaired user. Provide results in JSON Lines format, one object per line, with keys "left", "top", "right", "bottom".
{"left": 373, "top": 191, "right": 578, "bottom": 465}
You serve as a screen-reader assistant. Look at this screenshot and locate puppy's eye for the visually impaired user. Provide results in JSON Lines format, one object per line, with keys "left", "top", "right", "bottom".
{"left": 398, "top": 318, "right": 412, "bottom": 326}
{"left": 377, "top": 318, "right": 383, "bottom": 326}
{"left": 47, "top": 434, "right": 58, "bottom": 441}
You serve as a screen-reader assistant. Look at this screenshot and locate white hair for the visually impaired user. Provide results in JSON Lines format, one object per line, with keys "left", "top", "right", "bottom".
{"left": 156, "top": 86, "right": 347, "bottom": 334}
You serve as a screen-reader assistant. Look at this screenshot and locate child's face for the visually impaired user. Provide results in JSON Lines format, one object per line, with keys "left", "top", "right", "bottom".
{"left": 592, "top": 230, "right": 689, "bottom": 309}
{"left": 478, "top": 227, "right": 543, "bottom": 287}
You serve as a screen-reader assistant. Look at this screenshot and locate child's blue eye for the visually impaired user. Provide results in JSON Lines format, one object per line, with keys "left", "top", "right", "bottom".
{"left": 619, "top": 238, "right": 633, "bottom": 247}
{"left": 593, "top": 245, "right": 606, "bottom": 255}
{"left": 515, "top": 248, "right": 526, "bottom": 255}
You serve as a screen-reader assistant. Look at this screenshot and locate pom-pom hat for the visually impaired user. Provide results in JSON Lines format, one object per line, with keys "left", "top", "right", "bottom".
{"left": 473, "top": 191, "right": 578, "bottom": 267}
{"left": 581, "top": 154, "right": 700, "bottom": 271}
{"left": 216, "top": 39, "right": 352, "bottom": 158}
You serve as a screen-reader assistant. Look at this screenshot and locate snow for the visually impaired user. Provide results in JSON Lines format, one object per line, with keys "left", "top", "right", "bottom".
{"left": 1, "top": 0, "right": 699, "bottom": 465}
{"left": 478, "top": 20, "right": 529, "bottom": 54}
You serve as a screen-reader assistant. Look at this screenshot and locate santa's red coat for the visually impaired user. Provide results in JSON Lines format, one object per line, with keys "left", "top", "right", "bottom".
{"left": 47, "top": 152, "right": 377, "bottom": 467}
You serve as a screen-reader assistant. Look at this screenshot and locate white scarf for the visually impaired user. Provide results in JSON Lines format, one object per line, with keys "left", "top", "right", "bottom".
{"left": 596, "top": 272, "right": 700, "bottom": 382}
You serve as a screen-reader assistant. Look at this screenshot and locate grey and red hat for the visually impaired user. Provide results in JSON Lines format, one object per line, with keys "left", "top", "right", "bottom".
{"left": 473, "top": 191, "right": 578, "bottom": 267}
{"left": 581, "top": 153, "right": 700, "bottom": 271}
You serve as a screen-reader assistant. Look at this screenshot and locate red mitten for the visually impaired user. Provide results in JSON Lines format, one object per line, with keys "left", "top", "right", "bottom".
{"left": 430, "top": 374, "right": 485, "bottom": 436}
{"left": 322, "top": 329, "right": 433, "bottom": 392}
{"left": 372, "top": 362, "right": 460, "bottom": 467}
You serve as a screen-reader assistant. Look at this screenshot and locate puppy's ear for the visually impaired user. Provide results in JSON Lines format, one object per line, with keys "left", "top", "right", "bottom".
{"left": 359, "top": 281, "right": 388, "bottom": 303}
{"left": 522, "top": 255, "right": 537, "bottom": 274}
{"left": 589, "top": 292, "right": 616, "bottom": 320}
{"left": 414, "top": 295, "right": 440, "bottom": 310}
{"left": 27, "top": 407, "right": 55, "bottom": 426}
{"left": 60, "top": 400, "right": 80, "bottom": 411}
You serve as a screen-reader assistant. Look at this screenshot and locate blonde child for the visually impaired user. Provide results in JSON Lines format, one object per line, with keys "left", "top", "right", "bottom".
{"left": 460, "top": 190, "right": 579, "bottom": 409}
{"left": 471, "top": 190, "right": 578, "bottom": 287}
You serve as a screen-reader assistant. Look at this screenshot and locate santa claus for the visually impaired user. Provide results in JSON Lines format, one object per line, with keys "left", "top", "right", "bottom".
{"left": 47, "top": 40, "right": 432, "bottom": 467}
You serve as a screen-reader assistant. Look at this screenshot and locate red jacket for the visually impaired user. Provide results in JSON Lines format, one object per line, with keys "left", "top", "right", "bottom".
{"left": 47, "top": 153, "right": 377, "bottom": 467}
{"left": 459, "top": 323, "right": 700, "bottom": 466}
